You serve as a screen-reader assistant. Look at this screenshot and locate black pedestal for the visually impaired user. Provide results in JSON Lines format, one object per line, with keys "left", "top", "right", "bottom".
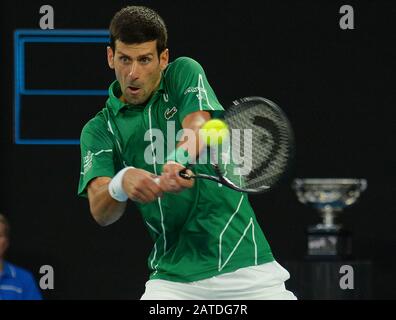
{"left": 306, "top": 225, "right": 352, "bottom": 259}
{"left": 283, "top": 260, "right": 372, "bottom": 299}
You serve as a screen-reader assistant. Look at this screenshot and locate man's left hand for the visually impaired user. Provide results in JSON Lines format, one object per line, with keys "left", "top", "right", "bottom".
{"left": 159, "top": 161, "right": 194, "bottom": 193}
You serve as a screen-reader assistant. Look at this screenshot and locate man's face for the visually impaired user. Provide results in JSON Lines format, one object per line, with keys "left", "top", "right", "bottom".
{"left": 0, "top": 223, "right": 9, "bottom": 259}
{"left": 107, "top": 40, "right": 169, "bottom": 105}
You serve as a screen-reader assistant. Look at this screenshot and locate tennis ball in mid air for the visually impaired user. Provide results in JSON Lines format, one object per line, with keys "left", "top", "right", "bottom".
{"left": 200, "top": 119, "right": 229, "bottom": 146}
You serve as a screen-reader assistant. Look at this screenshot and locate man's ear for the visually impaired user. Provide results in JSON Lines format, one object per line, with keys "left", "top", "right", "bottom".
{"left": 107, "top": 46, "right": 115, "bottom": 69}
{"left": 160, "top": 48, "right": 169, "bottom": 71}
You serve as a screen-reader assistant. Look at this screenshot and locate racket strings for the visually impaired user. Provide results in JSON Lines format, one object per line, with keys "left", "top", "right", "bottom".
{"left": 221, "top": 99, "right": 293, "bottom": 190}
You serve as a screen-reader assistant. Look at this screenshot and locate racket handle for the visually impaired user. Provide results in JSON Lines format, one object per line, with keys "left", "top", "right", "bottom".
{"left": 154, "top": 177, "right": 160, "bottom": 185}
{"left": 179, "top": 168, "right": 193, "bottom": 180}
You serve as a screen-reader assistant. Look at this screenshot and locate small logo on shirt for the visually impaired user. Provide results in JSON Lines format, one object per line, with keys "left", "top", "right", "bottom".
{"left": 184, "top": 87, "right": 199, "bottom": 95}
{"left": 83, "top": 150, "right": 93, "bottom": 174}
{"left": 164, "top": 106, "right": 177, "bottom": 120}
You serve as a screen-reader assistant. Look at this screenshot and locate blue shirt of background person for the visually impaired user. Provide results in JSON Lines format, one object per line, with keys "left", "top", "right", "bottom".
{"left": 0, "top": 214, "right": 42, "bottom": 300}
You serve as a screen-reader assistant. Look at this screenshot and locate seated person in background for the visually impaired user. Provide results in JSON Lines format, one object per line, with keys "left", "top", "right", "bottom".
{"left": 0, "top": 213, "right": 42, "bottom": 300}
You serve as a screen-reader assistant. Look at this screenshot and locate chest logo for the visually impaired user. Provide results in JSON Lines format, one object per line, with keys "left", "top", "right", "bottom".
{"left": 164, "top": 106, "right": 178, "bottom": 120}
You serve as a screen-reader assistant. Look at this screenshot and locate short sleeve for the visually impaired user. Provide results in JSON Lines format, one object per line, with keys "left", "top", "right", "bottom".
{"left": 168, "top": 57, "right": 224, "bottom": 122}
{"left": 77, "top": 118, "right": 116, "bottom": 198}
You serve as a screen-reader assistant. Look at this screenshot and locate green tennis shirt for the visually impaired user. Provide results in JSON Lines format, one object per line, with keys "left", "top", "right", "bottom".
{"left": 78, "top": 57, "right": 274, "bottom": 282}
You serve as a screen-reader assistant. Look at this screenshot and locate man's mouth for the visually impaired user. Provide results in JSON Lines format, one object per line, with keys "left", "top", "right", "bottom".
{"left": 127, "top": 86, "right": 141, "bottom": 95}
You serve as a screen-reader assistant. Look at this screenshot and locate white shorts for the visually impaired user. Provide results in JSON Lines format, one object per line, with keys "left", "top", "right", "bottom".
{"left": 141, "top": 261, "right": 297, "bottom": 300}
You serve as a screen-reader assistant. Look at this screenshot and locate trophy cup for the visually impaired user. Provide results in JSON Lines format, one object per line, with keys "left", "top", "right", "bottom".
{"left": 292, "top": 178, "right": 367, "bottom": 259}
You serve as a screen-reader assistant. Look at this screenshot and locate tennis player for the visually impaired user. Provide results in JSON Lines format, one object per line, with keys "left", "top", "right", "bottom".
{"left": 78, "top": 6, "right": 296, "bottom": 300}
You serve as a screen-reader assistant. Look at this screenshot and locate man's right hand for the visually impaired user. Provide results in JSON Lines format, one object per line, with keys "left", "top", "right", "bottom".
{"left": 122, "top": 168, "right": 164, "bottom": 203}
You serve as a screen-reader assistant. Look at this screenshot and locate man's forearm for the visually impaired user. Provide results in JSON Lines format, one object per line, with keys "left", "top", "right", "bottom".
{"left": 88, "top": 179, "right": 127, "bottom": 226}
{"left": 178, "top": 111, "right": 211, "bottom": 160}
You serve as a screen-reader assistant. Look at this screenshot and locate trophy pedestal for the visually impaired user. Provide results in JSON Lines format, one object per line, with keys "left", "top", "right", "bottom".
{"left": 282, "top": 260, "right": 373, "bottom": 299}
{"left": 292, "top": 178, "right": 367, "bottom": 260}
{"left": 306, "top": 225, "right": 352, "bottom": 259}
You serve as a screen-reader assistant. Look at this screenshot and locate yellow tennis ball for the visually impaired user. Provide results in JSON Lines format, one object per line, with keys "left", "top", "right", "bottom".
{"left": 200, "top": 119, "right": 229, "bottom": 146}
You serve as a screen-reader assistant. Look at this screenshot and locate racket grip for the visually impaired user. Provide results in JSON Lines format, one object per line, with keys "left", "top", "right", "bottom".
{"left": 154, "top": 177, "right": 160, "bottom": 185}
{"left": 179, "top": 168, "right": 193, "bottom": 180}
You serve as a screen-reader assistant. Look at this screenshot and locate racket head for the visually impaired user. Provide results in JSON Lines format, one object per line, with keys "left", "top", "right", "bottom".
{"left": 210, "top": 96, "right": 295, "bottom": 193}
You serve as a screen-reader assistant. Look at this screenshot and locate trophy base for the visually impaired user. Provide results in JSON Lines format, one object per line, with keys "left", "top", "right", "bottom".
{"left": 305, "top": 225, "right": 352, "bottom": 260}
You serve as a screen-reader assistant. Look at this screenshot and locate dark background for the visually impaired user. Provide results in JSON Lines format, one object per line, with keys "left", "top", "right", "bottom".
{"left": 1, "top": 0, "right": 395, "bottom": 299}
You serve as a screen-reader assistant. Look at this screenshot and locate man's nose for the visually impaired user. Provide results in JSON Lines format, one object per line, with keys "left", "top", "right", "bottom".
{"left": 128, "top": 62, "right": 140, "bottom": 80}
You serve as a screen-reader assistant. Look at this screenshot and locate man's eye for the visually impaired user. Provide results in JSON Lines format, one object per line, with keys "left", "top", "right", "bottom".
{"left": 140, "top": 57, "right": 152, "bottom": 64}
{"left": 120, "top": 56, "right": 130, "bottom": 63}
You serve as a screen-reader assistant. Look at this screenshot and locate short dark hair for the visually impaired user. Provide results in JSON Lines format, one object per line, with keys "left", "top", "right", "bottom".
{"left": 109, "top": 6, "right": 168, "bottom": 56}
{"left": 0, "top": 214, "right": 10, "bottom": 239}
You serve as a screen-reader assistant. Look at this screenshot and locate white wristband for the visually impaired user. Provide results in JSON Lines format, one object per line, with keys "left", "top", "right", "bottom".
{"left": 108, "top": 167, "right": 134, "bottom": 202}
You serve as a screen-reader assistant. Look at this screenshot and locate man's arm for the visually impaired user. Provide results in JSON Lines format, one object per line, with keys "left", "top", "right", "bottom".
{"left": 87, "top": 111, "right": 210, "bottom": 224}
{"left": 160, "top": 110, "right": 211, "bottom": 192}
{"left": 87, "top": 169, "right": 163, "bottom": 226}
{"left": 180, "top": 110, "right": 211, "bottom": 159}
{"left": 87, "top": 177, "right": 126, "bottom": 226}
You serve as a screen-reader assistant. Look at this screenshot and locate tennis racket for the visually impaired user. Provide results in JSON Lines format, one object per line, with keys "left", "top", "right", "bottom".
{"left": 178, "top": 96, "right": 295, "bottom": 194}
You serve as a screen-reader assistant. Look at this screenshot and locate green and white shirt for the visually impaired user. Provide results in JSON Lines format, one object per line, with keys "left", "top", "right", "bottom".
{"left": 78, "top": 57, "right": 274, "bottom": 282}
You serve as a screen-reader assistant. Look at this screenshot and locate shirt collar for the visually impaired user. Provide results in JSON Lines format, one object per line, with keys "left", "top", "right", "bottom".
{"left": 106, "top": 81, "right": 129, "bottom": 115}
{"left": 1, "top": 261, "right": 16, "bottom": 279}
{"left": 106, "top": 74, "right": 166, "bottom": 116}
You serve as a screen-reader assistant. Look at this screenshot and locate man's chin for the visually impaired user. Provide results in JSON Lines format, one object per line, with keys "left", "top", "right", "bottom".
{"left": 125, "top": 95, "right": 147, "bottom": 106}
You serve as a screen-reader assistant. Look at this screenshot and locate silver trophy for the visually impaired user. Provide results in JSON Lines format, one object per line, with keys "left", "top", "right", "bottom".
{"left": 292, "top": 178, "right": 367, "bottom": 258}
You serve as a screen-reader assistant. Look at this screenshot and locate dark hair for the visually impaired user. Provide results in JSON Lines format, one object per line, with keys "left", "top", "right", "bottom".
{"left": 0, "top": 213, "right": 10, "bottom": 239}
{"left": 109, "top": 6, "right": 168, "bottom": 56}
